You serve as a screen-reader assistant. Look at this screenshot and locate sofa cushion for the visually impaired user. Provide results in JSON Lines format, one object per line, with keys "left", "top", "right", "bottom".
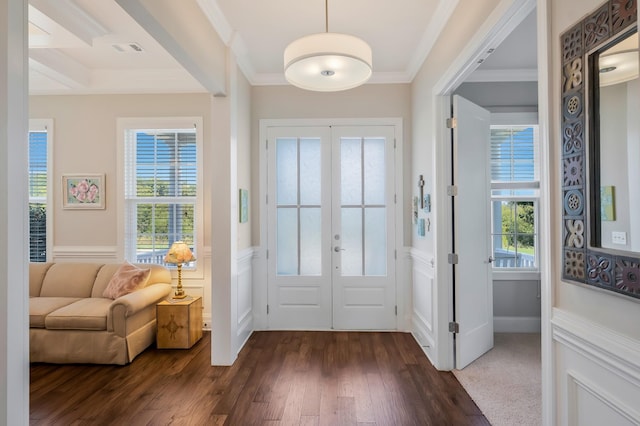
{"left": 92, "top": 263, "right": 123, "bottom": 297}
{"left": 30, "top": 297, "right": 81, "bottom": 328}
{"left": 29, "top": 262, "right": 54, "bottom": 297}
{"left": 44, "top": 298, "right": 113, "bottom": 331}
{"left": 39, "top": 263, "right": 103, "bottom": 298}
{"left": 102, "top": 262, "right": 151, "bottom": 299}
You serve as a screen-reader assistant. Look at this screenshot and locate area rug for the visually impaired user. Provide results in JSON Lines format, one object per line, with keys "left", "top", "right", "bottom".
{"left": 453, "top": 333, "right": 541, "bottom": 426}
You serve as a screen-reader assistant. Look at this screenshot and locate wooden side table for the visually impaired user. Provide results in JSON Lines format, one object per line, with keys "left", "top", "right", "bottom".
{"left": 156, "top": 296, "right": 203, "bottom": 349}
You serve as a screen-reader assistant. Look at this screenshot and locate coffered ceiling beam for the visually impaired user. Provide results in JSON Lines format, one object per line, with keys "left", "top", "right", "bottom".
{"left": 29, "top": 48, "right": 90, "bottom": 89}
{"left": 115, "top": 0, "right": 227, "bottom": 96}
{"left": 29, "top": 0, "right": 108, "bottom": 47}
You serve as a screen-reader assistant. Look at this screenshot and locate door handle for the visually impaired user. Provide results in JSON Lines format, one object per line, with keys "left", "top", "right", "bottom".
{"left": 334, "top": 246, "right": 345, "bottom": 252}
{"left": 486, "top": 256, "right": 494, "bottom": 264}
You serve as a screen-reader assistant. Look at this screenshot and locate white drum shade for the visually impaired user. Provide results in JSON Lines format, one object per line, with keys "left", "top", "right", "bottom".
{"left": 284, "top": 32, "right": 372, "bottom": 92}
{"left": 599, "top": 50, "right": 639, "bottom": 86}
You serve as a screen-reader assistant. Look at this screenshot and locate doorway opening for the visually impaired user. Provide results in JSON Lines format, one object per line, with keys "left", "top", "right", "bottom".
{"left": 439, "top": 4, "right": 543, "bottom": 425}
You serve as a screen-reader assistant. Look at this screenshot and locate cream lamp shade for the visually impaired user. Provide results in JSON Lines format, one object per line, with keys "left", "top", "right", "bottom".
{"left": 284, "top": 32, "right": 373, "bottom": 92}
{"left": 164, "top": 241, "right": 195, "bottom": 299}
{"left": 164, "top": 241, "right": 195, "bottom": 265}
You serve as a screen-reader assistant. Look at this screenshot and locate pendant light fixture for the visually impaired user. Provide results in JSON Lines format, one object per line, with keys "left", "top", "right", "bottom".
{"left": 284, "top": 0, "right": 372, "bottom": 92}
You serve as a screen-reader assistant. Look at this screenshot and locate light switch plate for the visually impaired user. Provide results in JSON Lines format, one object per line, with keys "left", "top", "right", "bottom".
{"left": 612, "top": 231, "right": 627, "bottom": 245}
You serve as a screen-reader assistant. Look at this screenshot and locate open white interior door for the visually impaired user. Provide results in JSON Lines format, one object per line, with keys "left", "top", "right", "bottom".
{"left": 452, "top": 95, "right": 493, "bottom": 369}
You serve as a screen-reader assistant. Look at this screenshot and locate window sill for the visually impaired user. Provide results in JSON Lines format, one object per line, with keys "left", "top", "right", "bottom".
{"left": 492, "top": 270, "right": 540, "bottom": 281}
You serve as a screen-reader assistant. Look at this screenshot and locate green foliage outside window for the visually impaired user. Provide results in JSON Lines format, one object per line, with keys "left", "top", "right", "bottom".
{"left": 501, "top": 201, "right": 535, "bottom": 253}
{"left": 29, "top": 203, "right": 46, "bottom": 262}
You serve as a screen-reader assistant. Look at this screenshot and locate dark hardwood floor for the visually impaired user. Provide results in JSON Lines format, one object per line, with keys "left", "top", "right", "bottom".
{"left": 30, "top": 331, "right": 489, "bottom": 425}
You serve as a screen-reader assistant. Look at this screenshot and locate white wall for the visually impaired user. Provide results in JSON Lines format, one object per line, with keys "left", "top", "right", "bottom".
{"left": 210, "top": 57, "right": 256, "bottom": 364}
{"left": 627, "top": 78, "right": 640, "bottom": 251}
{"left": 0, "top": 0, "right": 29, "bottom": 423}
{"left": 599, "top": 82, "right": 631, "bottom": 249}
{"left": 550, "top": 1, "right": 640, "bottom": 424}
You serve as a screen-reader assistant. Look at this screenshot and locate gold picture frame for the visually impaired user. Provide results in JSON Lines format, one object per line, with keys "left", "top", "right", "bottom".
{"left": 62, "top": 174, "right": 105, "bottom": 209}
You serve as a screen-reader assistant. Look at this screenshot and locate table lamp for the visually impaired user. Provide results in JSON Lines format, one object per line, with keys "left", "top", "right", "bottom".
{"left": 164, "top": 241, "right": 195, "bottom": 299}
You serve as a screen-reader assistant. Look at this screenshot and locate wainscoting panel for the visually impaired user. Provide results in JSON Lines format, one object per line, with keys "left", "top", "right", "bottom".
{"left": 552, "top": 308, "right": 640, "bottom": 425}
{"left": 52, "top": 246, "right": 119, "bottom": 262}
{"left": 236, "top": 247, "right": 254, "bottom": 351}
{"left": 410, "top": 248, "right": 436, "bottom": 357}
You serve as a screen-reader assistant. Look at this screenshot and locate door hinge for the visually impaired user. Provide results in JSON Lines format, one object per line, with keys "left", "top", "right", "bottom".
{"left": 266, "top": 249, "right": 269, "bottom": 260}
{"left": 449, "top": 321, "right": 459, "bottom": 333}
{"left": 394, "top": 138, "right": 397, "bottom": 149}
{"left": 266, "top": 194, "right": 268, "bottom": 204}
{"left": 395, "top": 305, "right": 398, "bottom": 316}
{"left": 266, "top": 139, "right": 268, "bottom": 150}
{"left": 394, "top": 249, "right": 397, "bottom": 260}
{"left": 447, "top": 185, "right": 458, "bottom": 196}
{"left": 446, "top": 117, "right": 457, "bottom": 129}
{"left": 448, "top": 253, "right": 459, "bottom": 264}
{"left": 267, "top": 304, "right": 269, "bottom": 314}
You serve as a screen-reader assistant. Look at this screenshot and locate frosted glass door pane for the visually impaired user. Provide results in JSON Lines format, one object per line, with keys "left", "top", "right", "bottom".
{"left": 300, "top": 138, "right": 321, "bottom": 205}
{"left": 341, "top": 138, "right": 362, "bottom": 205}
{"left": 364, "top": 138, "right": 385, "bottom": 205}
{"left": 341, "top": 208, "right": 363, "bottom": 276}
{"left": 300, "top": 207, "right": 321, "bottom": 275}
{"left": 364, "top": 208, "right": 386, "bottom": 276}
{"left": 277, "top": 208, "right": 298, "bottom": 275}
{"left": 276, "top": 138, "right": 298, "bottom": 205}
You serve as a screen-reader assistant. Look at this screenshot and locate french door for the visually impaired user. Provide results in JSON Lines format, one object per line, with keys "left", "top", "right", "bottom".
{"left": 266, "top": 125, "right": 396, "bottom": 330}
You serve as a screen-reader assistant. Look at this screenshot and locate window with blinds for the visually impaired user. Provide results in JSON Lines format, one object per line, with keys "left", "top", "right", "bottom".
{"left": 490, "top": 125, "right": 539, "bottom": 269}
{"left": 29, "top": 130, "right": 48, "bottom": 262}
{"left": 124, "top": 128, "right": 197, "bottom": 267}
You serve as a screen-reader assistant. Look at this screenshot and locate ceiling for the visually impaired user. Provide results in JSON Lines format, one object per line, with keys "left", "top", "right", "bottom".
{"left": 27, "top": 0, "right": 537, "bottom": 95}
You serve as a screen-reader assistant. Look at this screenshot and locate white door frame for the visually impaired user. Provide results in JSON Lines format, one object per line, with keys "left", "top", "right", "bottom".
{"left": 256, "top": 118, "right": 406, "bottom": 331}
{"left": 430, "top": 0, "right": 553, "bottom": 424}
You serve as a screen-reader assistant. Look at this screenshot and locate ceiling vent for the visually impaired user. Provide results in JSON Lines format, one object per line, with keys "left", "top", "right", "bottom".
{"left": 112, "top": 42, "right": 144, "bottom": 53}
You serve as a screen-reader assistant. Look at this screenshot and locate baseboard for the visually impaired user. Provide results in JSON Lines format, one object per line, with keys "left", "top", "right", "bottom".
{"left": 494, "top": 316, "right": 541, "bottom": 333}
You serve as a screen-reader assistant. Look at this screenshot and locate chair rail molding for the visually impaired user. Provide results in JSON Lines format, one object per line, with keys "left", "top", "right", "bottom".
{"left": 52, "top": 245, "right": 118, "bottom": 261}
{"left": 552, "top": 307, "right": 640, "bottom": 389}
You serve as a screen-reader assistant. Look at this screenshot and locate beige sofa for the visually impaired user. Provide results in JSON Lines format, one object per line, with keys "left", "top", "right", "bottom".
{"left": 29, "top": 262, "right": 172, "bottom": 365}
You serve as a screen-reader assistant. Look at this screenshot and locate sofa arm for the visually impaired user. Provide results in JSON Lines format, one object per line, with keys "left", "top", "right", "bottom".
{"left": 108, "top": 283, "right": 172, "bottom": 336}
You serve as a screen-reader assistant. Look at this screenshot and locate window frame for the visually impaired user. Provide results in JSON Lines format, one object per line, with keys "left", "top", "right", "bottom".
{"left": 28, "top": 119, "right": 53, "bottom": 262}
{"left": 489, "top": 113, "right": 540, "bottom": 278}
{"left": 117, "top": 117, "right": 204, "bottom": 278}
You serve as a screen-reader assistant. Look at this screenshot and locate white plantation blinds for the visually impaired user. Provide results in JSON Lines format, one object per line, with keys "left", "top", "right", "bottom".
{"left": 124, "top": 127, "right": 197, "bottom": 265}
{"left": 490, "top": 126, "right": 539, "bottom": 183}
{"left": 29, "top": 130, "right": 48, "bottom": 262}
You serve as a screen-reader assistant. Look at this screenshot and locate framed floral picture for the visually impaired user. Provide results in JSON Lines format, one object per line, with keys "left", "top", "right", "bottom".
{"left": 62, "top": 174, "right": 105, "bottom": 209}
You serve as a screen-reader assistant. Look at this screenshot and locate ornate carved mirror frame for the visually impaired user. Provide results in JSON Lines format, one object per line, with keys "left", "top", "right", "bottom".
{"left": 561, "top": 0, "right": 638, "bottom": 298}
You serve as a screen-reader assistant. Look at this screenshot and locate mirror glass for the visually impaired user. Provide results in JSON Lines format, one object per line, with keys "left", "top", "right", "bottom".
{"left": 594, "top": 30, "right": 639, "bottom": 252}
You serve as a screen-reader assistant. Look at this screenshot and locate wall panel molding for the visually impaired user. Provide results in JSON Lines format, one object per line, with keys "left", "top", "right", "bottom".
{"left": 52, "top": 245, "right": 118, "bottom": 262}
{"left": 236, "top": 247, "right": 254, "bottom": 354}
{"left": 566, "top": 370, "right": 640, "bottom": 425}
{"left": 553, "top": 308, "right": 640, "bottom": 424}
{"left": 410, "top": 248, "right": 436, "bottom": 361}
{"left": 552, "top": 308, "right": 640, "bottom": 388}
